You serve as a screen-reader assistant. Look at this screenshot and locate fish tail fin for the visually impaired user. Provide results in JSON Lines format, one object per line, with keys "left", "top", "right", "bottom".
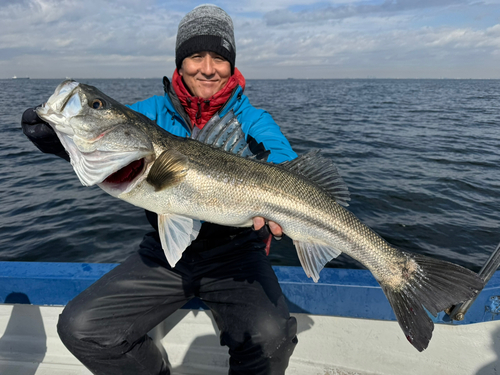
{"left": 380, "top": 252, "right": 484, "bottom": 352}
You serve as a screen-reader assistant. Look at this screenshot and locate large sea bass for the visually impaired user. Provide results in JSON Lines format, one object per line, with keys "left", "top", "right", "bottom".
{"left": 36, "top": 80, "right": 483, "bottom": 351}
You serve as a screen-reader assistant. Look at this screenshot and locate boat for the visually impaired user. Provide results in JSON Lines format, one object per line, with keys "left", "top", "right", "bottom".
{"left": 11, "top": 76, "right": 30, "bottom": 79}
{"left": 1, "top": 258, "right": 499, "bottom": 375}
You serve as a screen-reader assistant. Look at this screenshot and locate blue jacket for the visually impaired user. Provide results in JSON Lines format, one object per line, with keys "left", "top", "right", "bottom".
{"left": 128, "top": 82, "right": 297, "bottom": 164}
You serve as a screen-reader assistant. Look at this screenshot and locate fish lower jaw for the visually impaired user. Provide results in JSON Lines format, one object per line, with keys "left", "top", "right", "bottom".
{"left": 98, "top": 157, "right": 152, "bottom": 197}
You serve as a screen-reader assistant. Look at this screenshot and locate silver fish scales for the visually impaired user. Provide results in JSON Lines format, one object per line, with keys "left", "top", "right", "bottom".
{"left": 36, "top": 80, "right": 484, "bottom": 352}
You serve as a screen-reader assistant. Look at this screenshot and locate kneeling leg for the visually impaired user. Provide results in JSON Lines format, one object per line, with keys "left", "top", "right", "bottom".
{"left": 58, "top": 251, "right": 191, "bottom": 375}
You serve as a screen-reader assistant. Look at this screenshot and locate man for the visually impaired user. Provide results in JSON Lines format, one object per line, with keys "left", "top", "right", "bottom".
{"left": 21, "top": 5, "right": 298, "bottom": 375}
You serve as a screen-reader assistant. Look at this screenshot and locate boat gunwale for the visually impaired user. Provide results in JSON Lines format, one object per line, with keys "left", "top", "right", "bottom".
{"left": 1, "top": 261, "right": 499, "bottom": 325}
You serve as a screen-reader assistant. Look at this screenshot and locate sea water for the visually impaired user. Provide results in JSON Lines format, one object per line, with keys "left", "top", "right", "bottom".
{"left": 1, "top": 78, "right": 499, "bottom": 270}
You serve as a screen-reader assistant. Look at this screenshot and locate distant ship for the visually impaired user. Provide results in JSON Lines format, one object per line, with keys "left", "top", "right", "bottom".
{"left": 12, "top": 76, "right": 30, "bottom": 79}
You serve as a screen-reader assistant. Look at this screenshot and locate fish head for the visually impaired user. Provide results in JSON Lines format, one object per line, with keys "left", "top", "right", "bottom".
{"left": 37, "top": 80, "right": 156, "bottom": 196}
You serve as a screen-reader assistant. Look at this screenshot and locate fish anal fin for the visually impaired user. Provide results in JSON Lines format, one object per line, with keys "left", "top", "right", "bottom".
{"left": 158, "top": 214, "right": 201, "bottom": 267}
{"left": 293, "top": 240, "right": 342, "bottom": 282}
{"left": 281, "top": 150, "right": 350, "bottom": 207}
{"left": 146, "top": 150, "right": 188, "bottom": 192}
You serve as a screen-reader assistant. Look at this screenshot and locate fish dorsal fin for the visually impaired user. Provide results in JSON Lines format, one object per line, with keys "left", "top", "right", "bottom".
{"left": 281, "top": 150, "right": 350, "bottom": 206}
{"left": 146, "top": 150, "right": 189, "bottom": 192}
{"left": 294, "top": 241, "right": 342, "bottom": 282}
{"left": 192, "top": 110, "right": 270, "bottom": 161}
{"left": 158, "top": 214, "right": 201, "bottom": 267}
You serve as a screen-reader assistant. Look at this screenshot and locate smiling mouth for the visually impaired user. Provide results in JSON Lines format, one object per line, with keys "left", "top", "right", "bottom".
{"left": 103, "top": 158, "right": 145, "bottom": 185}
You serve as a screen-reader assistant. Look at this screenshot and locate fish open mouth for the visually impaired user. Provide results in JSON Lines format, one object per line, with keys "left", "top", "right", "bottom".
{"left": 103, "top": 158, "right": 145, "bottom": 185}
{"left": 96, "top": 154, "right": 154, "bottom": 198}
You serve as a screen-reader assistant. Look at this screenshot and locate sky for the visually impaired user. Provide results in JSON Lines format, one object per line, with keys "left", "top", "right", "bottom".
{"left": 1, "top": 0, "right": 500, "bottom": 79}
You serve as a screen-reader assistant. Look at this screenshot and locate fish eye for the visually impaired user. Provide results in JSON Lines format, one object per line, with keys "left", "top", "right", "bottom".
{"left": 91, "top": 99, "right": 105, "bottom": 109}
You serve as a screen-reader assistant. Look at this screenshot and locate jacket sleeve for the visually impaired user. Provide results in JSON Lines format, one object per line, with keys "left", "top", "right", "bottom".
{"left": 236, "top": 96, "right": 297, "bottom": 164}
{"left": 126, "top": 95, "right": 163, "bottom": 122}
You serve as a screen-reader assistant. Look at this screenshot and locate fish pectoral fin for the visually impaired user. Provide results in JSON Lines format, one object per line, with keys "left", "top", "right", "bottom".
{"left": 146, "top": 150, "right": 189, "bottom": 192}
{"left": 158, "top": 214, "right": 201, "bottom": 267}
{"left": 293, "top": 240, "right": 342, "bottom": 283}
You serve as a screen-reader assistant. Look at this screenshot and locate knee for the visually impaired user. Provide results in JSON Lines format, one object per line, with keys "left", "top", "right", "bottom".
{"left": 57, "top": 303, "right": 79, "bottom": 344}
{"left": 58, "top": 302, "right": 91, "bottom": 342}
{"left": 57, "top": 304, "right": 90, "bottom": 349}
{"left": 227, "top": 314, "right": 297, "bottom": 359}
{"left": 256, "top": 315, "right": 297, "bottom": 357}
{"left": 57, "top": 302, "right": 129, "bottom": 356}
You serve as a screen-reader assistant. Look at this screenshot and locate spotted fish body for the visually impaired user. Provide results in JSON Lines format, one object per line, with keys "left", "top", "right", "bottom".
{"left": 36, "top": 80, "right": 484, "bottom": 352}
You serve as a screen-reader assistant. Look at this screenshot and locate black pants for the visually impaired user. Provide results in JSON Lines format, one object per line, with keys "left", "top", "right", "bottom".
{"left": 57, "top": 230, "right": 297, "bottom": 375}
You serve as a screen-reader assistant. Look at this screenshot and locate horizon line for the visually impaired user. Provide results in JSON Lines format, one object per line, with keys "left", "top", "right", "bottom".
{"left": 4, "top": 77, "right": 500, "bottom": 80}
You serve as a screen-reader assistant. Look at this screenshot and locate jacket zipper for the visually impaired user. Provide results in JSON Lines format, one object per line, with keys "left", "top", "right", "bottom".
{"left": 196, "top": 102, "right": 202, "bottom": 120}
{"left": 167, "top": 83, "right": 243, "bottom": 134}
{"left": 217, "top": 87, "right": 242, "bottom": 117}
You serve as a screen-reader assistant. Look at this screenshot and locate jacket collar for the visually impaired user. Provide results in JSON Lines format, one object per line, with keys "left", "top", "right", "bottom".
{"left": 163, "top": 76, "right": 191, "bottom": 128}
{"left": 171, "top": 68, "right": 245, "bottom": 130}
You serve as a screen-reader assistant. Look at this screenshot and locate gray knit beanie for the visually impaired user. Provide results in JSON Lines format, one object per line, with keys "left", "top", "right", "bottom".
{"left": 175, "top": 4, "right": 236, "bottom": 73}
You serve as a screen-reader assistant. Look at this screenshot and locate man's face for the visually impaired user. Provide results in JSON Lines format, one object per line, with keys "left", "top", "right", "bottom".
{"left": 179, "top": 51, "right": 231, "bottom": 99}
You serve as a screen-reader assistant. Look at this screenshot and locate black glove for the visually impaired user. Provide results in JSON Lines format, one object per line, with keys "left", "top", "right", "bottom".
{"left": 21, "top": 107, "right": 70, "bottom": 161}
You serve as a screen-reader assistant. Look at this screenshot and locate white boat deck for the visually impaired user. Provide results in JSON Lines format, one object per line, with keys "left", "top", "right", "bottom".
{"left": 1, "top": 304, "right": 499, "bottom": 375}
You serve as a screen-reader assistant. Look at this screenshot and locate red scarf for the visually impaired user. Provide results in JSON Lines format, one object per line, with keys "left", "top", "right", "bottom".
{"left": 172, "top": 68, "right": 246, "bottom": 129}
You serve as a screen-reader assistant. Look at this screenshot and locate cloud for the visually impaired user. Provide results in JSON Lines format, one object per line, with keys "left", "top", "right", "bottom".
{"left": 1, "top": 0, "right": 499, "bottom": 78}
{"left": 264, "top": 0, "right": 471, "bottom": 25}
{"left": 0, "top": 0, "right": 180, "bottom": 56}
{"left": 226, "top": 1, "right": 499, "bottom": 78}
{"left": 217, "top": 0, "right": 340, "bottom": 14}
{"left": 0, "top": 0, "right": 189, "bottom": 77}
{"left": 235, "top": 10, "right": 500, "bottom": 79}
